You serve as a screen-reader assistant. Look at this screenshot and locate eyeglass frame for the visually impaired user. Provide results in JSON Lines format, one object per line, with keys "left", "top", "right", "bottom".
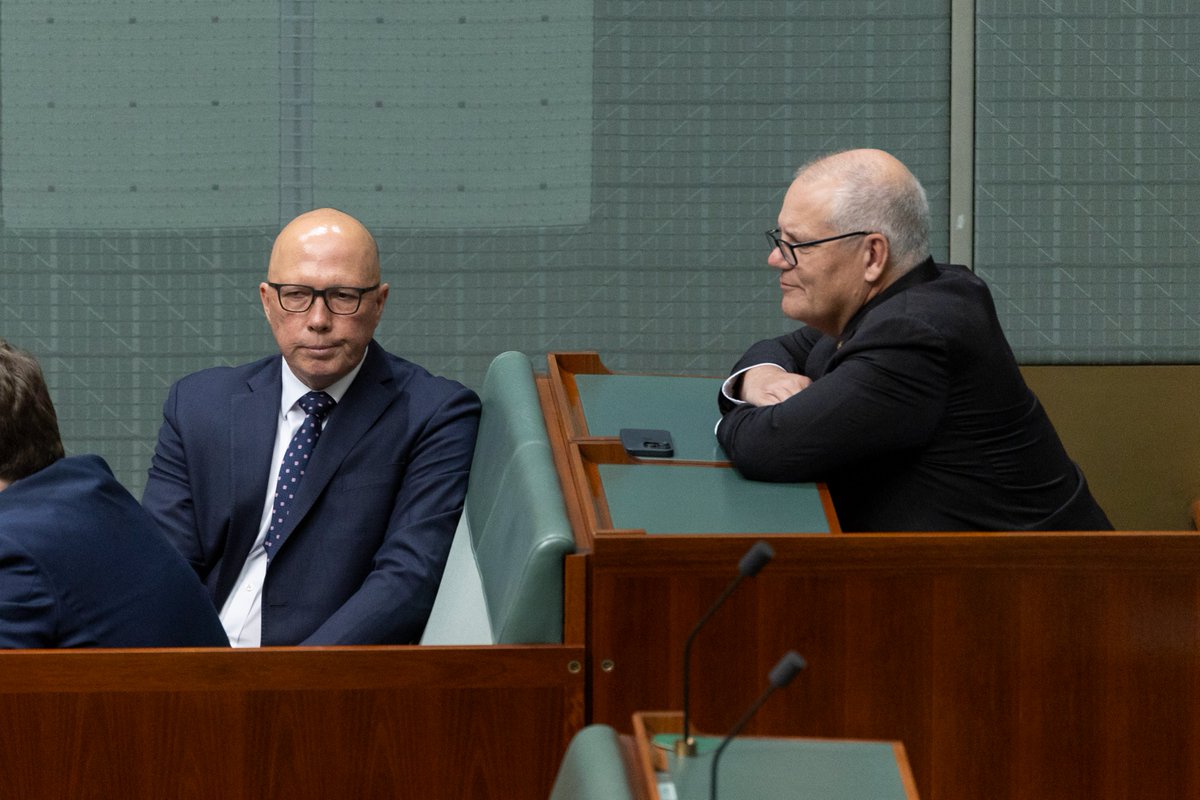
{"left": 266, "top": 282, "right": 381, "bottom": 315}
{"left": 765, "top": 228, "right": 872, "bottom": 267}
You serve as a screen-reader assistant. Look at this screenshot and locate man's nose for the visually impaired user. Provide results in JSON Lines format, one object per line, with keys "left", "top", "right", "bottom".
{"left": 767, "top": 246, "right": 790, "bottom": 271}
{"left": 305, "top": 296, "right": 333, "bottom": 328}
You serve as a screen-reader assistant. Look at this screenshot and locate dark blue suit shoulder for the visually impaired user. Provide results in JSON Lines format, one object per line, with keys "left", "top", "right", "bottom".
{"left": 374, "top": 349, "right": 481, "bottom": 408}
{"left": 169, "top": 354, "right": 279, "bottom": 394}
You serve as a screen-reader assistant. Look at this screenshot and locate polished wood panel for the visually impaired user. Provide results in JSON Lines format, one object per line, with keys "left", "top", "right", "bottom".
{"left": 0, "top": 645, "right": 584, "bottom": 800}
{"left": 587, "top": 533, "right": 1200, "bottom": 800}
{"left": 546, "top": 351, "right": 611, "bottom": 442}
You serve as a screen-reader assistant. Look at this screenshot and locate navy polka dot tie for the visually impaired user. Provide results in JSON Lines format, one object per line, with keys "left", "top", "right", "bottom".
{"left": 264, "top": 390, "right": 336, "bottom": 561}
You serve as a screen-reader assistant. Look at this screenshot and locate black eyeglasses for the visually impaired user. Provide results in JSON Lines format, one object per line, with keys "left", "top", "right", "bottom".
{"left": 267, "top": 283, "right": 380, "bottom": 315}
{"left": 765, "top": 229, "right": 871, "bottom": 267}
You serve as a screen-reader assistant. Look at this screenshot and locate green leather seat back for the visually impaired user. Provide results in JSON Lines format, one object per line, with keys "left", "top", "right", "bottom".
{"left": 466, "top": 351, "right": 574, "bottom": 644}
{"left": 548, "top": 725, "right": 636, "bottom": 800}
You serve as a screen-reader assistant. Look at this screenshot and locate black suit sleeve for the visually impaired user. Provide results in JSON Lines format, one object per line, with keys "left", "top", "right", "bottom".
{"left": 717, "top": 315, "right": 950, "bottom": 481}
{"left": 718, "top": 328, "right": 822, "bottom": 414}
{"left": 731, "top": 328, "right": 821, "bottom": 374}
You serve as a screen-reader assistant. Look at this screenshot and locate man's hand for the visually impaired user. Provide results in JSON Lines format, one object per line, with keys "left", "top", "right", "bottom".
{"left": 738, "top": 365, "right": 813, "bottom": 406}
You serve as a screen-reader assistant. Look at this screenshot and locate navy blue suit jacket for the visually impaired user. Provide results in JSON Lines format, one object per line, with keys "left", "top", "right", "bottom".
{"left": 0, "top": 455, "right": 229, "bottom": 648}
{"left": 142, "top": 340, "right": 481, "bottom": 645}
{"left": 718, "top": 259, "right": 1112, "bottom": 532}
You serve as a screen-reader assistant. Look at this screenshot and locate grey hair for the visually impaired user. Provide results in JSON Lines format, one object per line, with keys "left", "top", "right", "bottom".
{"left": 795, "top": 150, "right": 931, "bottom": 271}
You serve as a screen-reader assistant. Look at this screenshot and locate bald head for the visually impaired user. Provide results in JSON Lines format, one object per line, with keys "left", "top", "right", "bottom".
{"left": 260, "top": 208, "right": 389, "bottom": 389}
{"left": 269, "top": 208, "right": 380, "bottom": 284}
{"left": 795, "top": 149, "right": 930, "bottom": 274}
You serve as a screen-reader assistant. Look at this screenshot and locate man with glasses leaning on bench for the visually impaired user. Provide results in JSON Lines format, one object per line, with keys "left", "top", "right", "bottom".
{"left": 718, "top": 149, "right": 1111, "bottom": 533}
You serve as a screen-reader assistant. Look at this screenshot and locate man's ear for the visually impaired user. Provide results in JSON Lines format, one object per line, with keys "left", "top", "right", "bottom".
{"left": 862, "top": 233, "right": 890, "bottom": 284}
{"left": 259, "top": 282, "right": 273, "bottom": 319}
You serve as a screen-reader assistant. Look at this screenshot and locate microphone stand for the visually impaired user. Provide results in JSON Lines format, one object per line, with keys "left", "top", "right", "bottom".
{"left": 709, "top": 650, "right": 806, "bottom": 800}
{"left": 676, "top": 540, "right": 774, "bottom": 757}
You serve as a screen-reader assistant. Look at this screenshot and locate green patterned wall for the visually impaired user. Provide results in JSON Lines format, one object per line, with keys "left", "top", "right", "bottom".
{"left": 975, "top": 0, "right": 1200, "bottom": 361}
{"left": 1, "top": 0, "right": 1195, "bottom": 495}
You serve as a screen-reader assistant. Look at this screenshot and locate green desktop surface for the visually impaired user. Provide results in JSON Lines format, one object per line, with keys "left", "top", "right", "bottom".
{"left": 574, "top": 373, "right": 728, "bottom": 462}
{"left": 597, "top": 463, "right": 830, "bottom": 535}
{"left": 651, "top": 734, "right": 910, "bottom": 800}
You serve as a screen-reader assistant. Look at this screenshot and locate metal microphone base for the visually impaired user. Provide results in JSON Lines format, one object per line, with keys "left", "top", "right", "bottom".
{"left": 674, "top": 736, "right": 697, "bottom": 757}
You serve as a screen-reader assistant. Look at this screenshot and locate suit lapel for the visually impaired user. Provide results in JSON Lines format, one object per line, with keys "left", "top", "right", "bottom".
{"left": 268, "top": 343, "right": 397, "bottom": 557}
{"left": 222, "top": 360, "right": 281, "bottom": 588}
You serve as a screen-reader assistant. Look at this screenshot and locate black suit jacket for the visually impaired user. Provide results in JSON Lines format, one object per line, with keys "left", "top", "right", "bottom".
{"left": 0, "top": 455, "right": 229, "bottom": 648}
{"left": 718, "top": 259, "right": 1112, "bottom": 532}
{"left": 142, "top": 340, "right": 481, "bottom": 645}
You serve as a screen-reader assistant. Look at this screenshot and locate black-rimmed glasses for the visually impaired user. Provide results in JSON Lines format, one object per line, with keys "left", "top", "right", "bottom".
{"left": 765, "top": 229, "right": 871, "bottom": 267}
{"left": 267, "top": 283, "right": 380, "bottom": 315}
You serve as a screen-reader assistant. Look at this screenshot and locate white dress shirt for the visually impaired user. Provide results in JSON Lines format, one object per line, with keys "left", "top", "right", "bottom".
{"left": 219, "top": 357, "right": 365, "bottom": 647}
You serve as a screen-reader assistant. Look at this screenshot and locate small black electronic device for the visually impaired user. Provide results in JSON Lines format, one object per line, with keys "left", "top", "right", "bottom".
{"left": 619, "top": 427, "right": 675, "bottom": 458}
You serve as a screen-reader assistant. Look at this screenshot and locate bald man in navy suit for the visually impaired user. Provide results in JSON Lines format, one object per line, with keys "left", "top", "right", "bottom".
{"left": 142, "top": 208, "right": 481, "bottom": 646}
{"left": 0, "top": 340, "right": 228, "bottom": 648}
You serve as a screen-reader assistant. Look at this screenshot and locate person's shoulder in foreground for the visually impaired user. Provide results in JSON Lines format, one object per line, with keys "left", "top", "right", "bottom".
{"left": 0, "top": 340, "right": 228, "bottom": 648}
{"left": 142, "top": 207, "right": 480, "bottom": 646}
{"left": 717, "top": 148, "right": 1112, "bottom": 532}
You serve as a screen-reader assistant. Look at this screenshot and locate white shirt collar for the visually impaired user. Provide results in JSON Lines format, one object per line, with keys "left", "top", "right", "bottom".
{"left": 278, "top": 353, "right": 367, "bottom": 418}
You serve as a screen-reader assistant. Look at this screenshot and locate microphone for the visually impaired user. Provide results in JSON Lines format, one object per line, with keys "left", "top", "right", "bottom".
{"left": 709, "top": 650, "right": 807, "bottom": 800}
{"left": 676, "top": 539, "right": 775, "bottom": 757}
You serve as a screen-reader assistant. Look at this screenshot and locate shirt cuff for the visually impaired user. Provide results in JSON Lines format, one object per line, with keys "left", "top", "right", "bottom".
{"left": 721, "top": 362, "right": 787, "bottom": 405}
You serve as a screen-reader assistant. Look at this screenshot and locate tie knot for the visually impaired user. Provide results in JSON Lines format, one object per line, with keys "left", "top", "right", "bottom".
{"left": 297, "top": 390, "right": 336, "bottom": 419}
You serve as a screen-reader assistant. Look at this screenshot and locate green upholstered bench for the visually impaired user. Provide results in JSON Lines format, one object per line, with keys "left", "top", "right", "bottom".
{"left": 548, "top": 725, "right": 637, "bottom": 800}
{"left": 421, "top": 351, "right": 575, "bottom": 644}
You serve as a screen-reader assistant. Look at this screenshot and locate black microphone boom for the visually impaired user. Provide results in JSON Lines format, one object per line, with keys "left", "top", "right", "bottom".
{"left": 677, "top": 539, "right": 775, "bottom": 757}
{"left": 709, "top": 650, "right": 807, "bottom": 800}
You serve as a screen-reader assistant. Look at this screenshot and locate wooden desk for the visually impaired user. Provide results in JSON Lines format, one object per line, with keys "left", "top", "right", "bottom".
{"left": 577, "top": 442, "right": 834, "bottom": 536}
{"left": 0, "top": 645, "right": 584, "bottom": 799}
{"left": 587, "top": 533, "right": 1200, "bottom": 800}
{"left": 542, "top": 352, "right": 840, "bottom": 549}
{"left": 541, "top": 351, "right": 1200, "bottom": 800}
{"left": 570, "top": 370, "right": 729, "bottom": 463}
